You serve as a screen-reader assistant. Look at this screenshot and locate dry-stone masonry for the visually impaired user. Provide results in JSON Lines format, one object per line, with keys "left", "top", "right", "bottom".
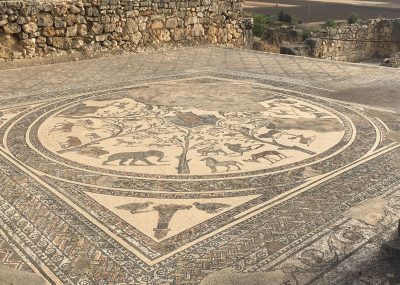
{"left": 0, "top": 0, "right": 251, "bottom": 60}
{"left": 309, "top": 19, "right": 400, "bottom": 62}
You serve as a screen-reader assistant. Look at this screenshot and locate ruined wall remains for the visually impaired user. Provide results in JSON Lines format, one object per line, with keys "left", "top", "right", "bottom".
{"left": 0, "top": 0, "right": 250, "bottom": 60}
{"left": 309, "top": 19, "right": 400, "bottom": 62}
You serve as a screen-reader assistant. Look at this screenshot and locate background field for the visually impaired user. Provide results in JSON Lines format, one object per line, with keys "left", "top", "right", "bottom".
{"left": 244, "top": 0, "right": 400, "bottom": 22}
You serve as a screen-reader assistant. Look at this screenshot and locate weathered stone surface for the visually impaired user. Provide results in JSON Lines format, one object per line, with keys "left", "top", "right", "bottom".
{"left": 0, "top": 15, "right": 8, "bottom": 27}
{"left": 0, "top": 265, "right": 46, "bottom": 285}
{"left": 172, "top": 29, "right": 184, "bottom": 41}
{"left": 16, "top": 16, "right": 29, "bottom": 25}
{"left": 90, "top": 22, "right": 103, "bottom": 35}
{"left": 77, "top": 24, "right": 88, "bottom": 37}
{"left": 3, "top": 23, "right": 21, "bottom": 34}
{"left": 54, "top": 17, "right": 66, "bottom": 28}
{"left": 37, "top": 13, "right": 53, "bottom": 27}
{"left": 158, "top": 29, "right": 171, "bottom": 42}
{"left": 200, "top": 268, "right": 287, "bottom": 285}
{"left": 51, "top": 37, "right": 72, "bottom": 49}
{"left": 22, "top": 22, "right": 38, "bottom": 34}
{"left": 192, "top": 23, "right": 204, "bottom": 37}
{"left": 130, "top": 31, "right": 142, "bottom": 44}
{"left": 66, "top": 25, "right": 78, "bottom": 37}
{"left": 72, "top": 38, "right": 84, "bottom": 49}
{"left": 104, "top": 23, "right": 116, "bottom": 33}
{"left": 151, "top": 20, "right": 164, "bottom": 30}
{"left": 86, "top": 6, "right": 100, "bottom": 17}
{"left": 165, "top": 17, "right": 178, "bottom": 29}
{"left": 69, "top": 5, "right": 81, "bottom": 14}
{"left": 124, "top": 18, "right": 138, "bottom": 34}
{"left": 95, "top": 34, "right": 107, "bottom": 42}
{"left": 344, "top": 198, "right": 386, "bottom": 226}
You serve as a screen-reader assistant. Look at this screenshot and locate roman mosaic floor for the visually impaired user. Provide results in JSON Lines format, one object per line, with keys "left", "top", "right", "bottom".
{"left": 0, "top": 47, "right": 400, "bottom": 285}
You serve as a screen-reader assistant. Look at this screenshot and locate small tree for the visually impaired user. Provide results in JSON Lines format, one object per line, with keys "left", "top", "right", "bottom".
{"left": 347, "top": 13, "right": 358, "bottom": 24}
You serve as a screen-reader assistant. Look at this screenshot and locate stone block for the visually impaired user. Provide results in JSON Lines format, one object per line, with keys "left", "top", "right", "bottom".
{"left": 69, "top": 6, "right": 81, "bottom": 14}
{"left": 192, "top": 23, "right": 204, "bottom": 37}
{"left": 66, "top": 25, "right": 78, "bottom": 37}
{"left": 90, "top": 22, "right": 103, "bottom": 35}
{"left": 16, "top": 16, "right": 29, "bottom": 25}
{"left": 158, "top": 29, "right": 171, "bottom": 42}
{"left": 95, "top": 34, "right": 108, "bottom": 41}
{"left": 2, "top": 23, "right": 21, "bottom": 34}
{"left": 166, "top": 17, "right": 178, "bottom": 29}
{"left": 51, "top": 37, "right": 73, "bottom": 49}
{"left": 0, "top": 15, "right": 8, "bottom": 27}
{"left": 124, "top": 18, "right": 138, "bottom": 33}
{"left": 87, "top": 7, "right": 100, "bottom": 17}
{"left": 78, "top": 24, "right": 88, "bottom": 36}
{"left": 151, "top": 20, "right": 164, "bottom": 30}
{"left": 37, "top": 13, "right": 53, "bottom": 27}
{"left": 54, "top": 17, "right": 67, "bottom": 28}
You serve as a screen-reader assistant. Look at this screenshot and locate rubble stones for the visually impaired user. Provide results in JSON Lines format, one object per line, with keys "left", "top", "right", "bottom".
{"left": 308, "top": 19, "right": 399, "bottom": 62}
{"left": 0, "top": 0, "right": 251, "bottom": 60}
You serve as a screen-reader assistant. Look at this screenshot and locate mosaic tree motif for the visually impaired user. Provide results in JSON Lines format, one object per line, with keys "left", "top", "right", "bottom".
{"left": 41, "top": 96, "right": 344, "bottom": 175}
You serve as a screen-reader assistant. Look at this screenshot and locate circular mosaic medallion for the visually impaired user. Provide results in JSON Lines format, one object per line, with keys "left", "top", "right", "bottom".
{"left": 5, "top": 76, "right": 379, "bottom": 192}
{"left": 35, "top": 81, "right": 347, "bottom": 176}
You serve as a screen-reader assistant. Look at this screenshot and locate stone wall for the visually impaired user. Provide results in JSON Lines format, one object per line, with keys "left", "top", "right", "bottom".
{"left": 0, "top": 0, "right": 250, "bottom": 60}
{"left": 309, "top": 19, "right": 400, "bottom": 62}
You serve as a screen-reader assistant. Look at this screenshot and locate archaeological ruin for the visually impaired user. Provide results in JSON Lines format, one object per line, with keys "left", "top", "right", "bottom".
{"left": 1, "top": 0, "right": 400, "bottom": 284}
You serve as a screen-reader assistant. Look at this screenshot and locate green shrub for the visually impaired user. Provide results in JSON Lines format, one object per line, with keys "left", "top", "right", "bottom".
{"left": 252, "top": 14, "right": 268, "bottom": 37}
{"left": 347, "top": 13, "right": 358, "bottom": 24}
{"left": 325, "top": 19, "right": 337, "bottom": 28}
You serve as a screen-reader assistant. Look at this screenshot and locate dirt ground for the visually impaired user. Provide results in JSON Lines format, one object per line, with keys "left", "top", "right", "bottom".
{"left": 244, "top": 0, "right": 400, "bottom": 22}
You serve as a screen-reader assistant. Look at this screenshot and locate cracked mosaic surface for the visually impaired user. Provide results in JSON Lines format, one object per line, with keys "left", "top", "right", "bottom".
{"left": 0, "top": 47, "right": 399, "bottom": 285}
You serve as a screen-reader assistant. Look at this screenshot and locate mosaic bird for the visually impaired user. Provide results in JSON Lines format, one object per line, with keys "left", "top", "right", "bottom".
{"left": 258, "top": 129, "right": 282, "bottom": 139}
{"left": 115, "top": 202, "right": 154, "bottom": 214}
{"left": 193, "top": 202, "right": 230, "bottom": 214}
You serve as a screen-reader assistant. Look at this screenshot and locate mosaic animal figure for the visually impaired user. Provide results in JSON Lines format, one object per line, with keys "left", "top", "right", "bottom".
{"left": 248, "top": 150, "right": 287, "bottom": 164}
{"left": 59, "top": 136, "right": 82, "bottom": 149}
{"left": 224, "top": 143, "right": 263, "bottom": 156}
{"left": 114, "top": 138, "right": 135, "bottom": 146}
{"left": 201, "top": 157, "right": 243, "bottom": 173}
{"left": 103, "top": 150, "right": 165, "bottom": 166}
{"left": 258, "top": 130, "right": 282, "bottom": 139}
{"left": 291, "top": 134, "right": 316, "bottom": 146}
{"left": 86, "top": 133, "right": 101, "bottom": 141}
{"left": 197, "top": 147, "right": 227, "bottom": 156}
{"left": 51, "top": 121, "right": 74, "bottom": 133}
{"left": 77, "top": 147, "right": 109, "bottom": 158}
{"left": 193, "top": 202, "right": 230, "bottom": 214}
